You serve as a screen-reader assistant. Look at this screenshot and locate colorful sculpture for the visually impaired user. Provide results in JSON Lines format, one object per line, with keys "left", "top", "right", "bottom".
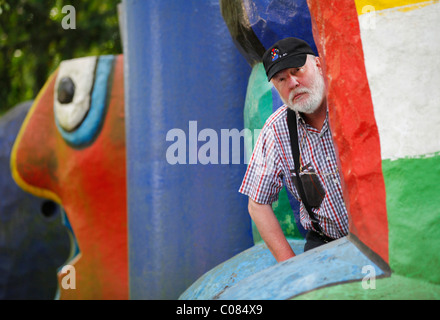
{"left": 180, "top": 0, "right": 440, "bottom": 299}
{"left": 10, "top": 0, "right": 255, "bottom": 299}
{"left": 0, "top": 101, "right": 70, "bottom": 299}
{"left": 122, "top": 0, "right": 253, "bottom": 299}
{"left": 11, "top": 55, "right": 128, "bottom": 299}
{"left": 7, "top": 0, "right": 439, "bottom": 300}
{"left": 297, "top": 0, "right": 440, "bottom": 299}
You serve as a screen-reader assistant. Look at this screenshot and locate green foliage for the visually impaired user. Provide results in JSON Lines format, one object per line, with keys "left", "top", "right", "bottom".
{"left": 0, "top": 0, "right": 122, "bottom": 115}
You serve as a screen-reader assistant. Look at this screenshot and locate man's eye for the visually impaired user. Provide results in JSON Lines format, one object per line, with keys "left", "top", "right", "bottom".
{"left": 291, "top": 68, "right": 301, "bottom": 76}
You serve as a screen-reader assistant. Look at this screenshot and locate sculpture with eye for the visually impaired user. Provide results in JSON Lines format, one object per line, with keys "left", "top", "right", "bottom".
{"left": 52, "top": 55, "right": 115, "bottom": 147}
{"left": 9, "top": 0, "right": 440, "bottom": 300}
{"left": 11, "top": 54, "right": 127, "bottom": 300}
{"left": 57, "top": 77, "right": 75, "bottom": 105}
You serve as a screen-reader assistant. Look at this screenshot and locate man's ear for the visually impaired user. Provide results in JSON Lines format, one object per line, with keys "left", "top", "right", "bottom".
{"left": 315, "top": 56, "right": 323, "bottom": 74}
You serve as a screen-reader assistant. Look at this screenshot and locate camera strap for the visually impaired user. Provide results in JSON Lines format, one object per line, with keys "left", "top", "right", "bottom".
{"left": 286, "top": 108, "right": 326, "bottom": 237}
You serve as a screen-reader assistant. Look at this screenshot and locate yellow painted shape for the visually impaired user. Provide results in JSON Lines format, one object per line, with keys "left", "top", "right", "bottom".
{"left": 355, "top": 0, "right": 437, "bottom": 15}
{"left": 10, "top": 70, "right": 63, "bottom": 205}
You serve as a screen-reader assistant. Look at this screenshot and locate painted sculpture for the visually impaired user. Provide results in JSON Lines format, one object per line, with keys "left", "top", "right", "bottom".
{"left": 0, "top": 101, "right": 70, "bottom": 299}
{"left": 7, "top": 0, "right": 439, "bottom": 300}
{"left": 297, "top": 0, "right": 440, "bottom": 299}
{"left": 10, "top": 0, "right": 255, "bottom": 299}
{"left": 122, "top": 0, "right": 254, "bottom": 299}
{"left": 11, "top": 55, "right": 128, "bottom": 299}
{"left": 180, "top": 0, "right": 440, "bottom": 299}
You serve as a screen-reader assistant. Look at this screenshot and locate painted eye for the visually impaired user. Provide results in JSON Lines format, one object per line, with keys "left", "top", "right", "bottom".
{"left": 54, "top": 56, "right": 97, "bottom": 132}
{"left": 57, "top": 77, "right": 76, "bottom": 104}
{"left": 54, "top": 55, "right": 115, "bottom": 146}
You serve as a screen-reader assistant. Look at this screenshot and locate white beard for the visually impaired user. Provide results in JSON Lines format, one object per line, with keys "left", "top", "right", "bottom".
{"left": 284, "top": 69, "right": 325, "bottom": 114}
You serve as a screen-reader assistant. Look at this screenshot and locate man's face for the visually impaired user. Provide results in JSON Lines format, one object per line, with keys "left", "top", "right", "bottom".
{"left": 271, "top": 55, "right": 325, "bottom": 114}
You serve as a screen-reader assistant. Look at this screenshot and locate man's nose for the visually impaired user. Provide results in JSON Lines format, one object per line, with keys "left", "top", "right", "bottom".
{"left": 287, "top": 74, "right": 300, "bottom": 88}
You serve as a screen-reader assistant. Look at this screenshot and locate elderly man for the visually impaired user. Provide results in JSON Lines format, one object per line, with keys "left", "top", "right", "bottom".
{"left": 239, "top": 37, "right": 349, "bottom": 262}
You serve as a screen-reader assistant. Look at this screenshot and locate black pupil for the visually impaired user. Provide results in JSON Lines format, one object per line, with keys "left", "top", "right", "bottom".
{"left": 41, "top": 200, "right": 58, "bottom": 218}
{"left": 57, "top": 77, "right": 75, "bottom": 104}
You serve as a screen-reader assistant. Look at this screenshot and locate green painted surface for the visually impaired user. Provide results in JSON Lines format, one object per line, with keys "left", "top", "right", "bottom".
{"left": 383, "top": 153, "right": 440, "bottom": 285}
{"left": 243, "top": 63, "right": 273, "bottom": 164}
{"left": 252, "top": 188, "right": 303, "bottom": 243}
{"left": 243, "top": 63, "right": 303, "bottom": 243}
{"left": 301, "top": 153, "right": 440, "bottom": 299}
{"left": 293, "top": 273, "right": 440, "bottom": 300}
{"left": 273, "top": 189, "right": 304, "bottom": 240}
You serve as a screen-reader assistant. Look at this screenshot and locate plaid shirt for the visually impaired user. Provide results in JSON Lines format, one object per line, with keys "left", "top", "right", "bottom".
{"left": 239, "top": 105, "right": 349, "bottom": 239}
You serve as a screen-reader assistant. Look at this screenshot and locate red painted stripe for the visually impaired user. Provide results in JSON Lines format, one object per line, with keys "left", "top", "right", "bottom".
{"left": 308, "top": 0, "right": 389, "bottom": 262}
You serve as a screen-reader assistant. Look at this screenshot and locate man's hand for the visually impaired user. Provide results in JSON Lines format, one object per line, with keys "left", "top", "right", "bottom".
{"left": 248, "top": 198, "right": 295, "bottom": 262}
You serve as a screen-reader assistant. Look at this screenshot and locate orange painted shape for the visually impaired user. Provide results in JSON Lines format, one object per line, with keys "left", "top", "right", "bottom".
{"left": 308, "top": 0, "right": 389, "bottom": 263}
{"left": 11, "top": 55, "right": 128, "bottom": 299}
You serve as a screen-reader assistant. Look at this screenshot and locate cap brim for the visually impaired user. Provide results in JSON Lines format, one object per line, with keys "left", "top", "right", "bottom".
{"left": 266, "top": 54, "right": 308, "bottom": 81}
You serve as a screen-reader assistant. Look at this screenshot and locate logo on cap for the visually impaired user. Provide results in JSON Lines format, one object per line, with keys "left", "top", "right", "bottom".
{"left": 271, "top": 48, "right": 279, "bottom": 61}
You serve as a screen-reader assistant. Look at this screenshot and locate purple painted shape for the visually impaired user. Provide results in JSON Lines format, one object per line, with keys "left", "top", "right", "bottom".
{"left": 244, "top": 0, "right": 318, "bottom": 53}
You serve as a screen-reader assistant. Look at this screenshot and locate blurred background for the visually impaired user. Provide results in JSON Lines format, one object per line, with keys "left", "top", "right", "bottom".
{"left": 0, "top": 0, "right": 122, "bottom": 116}
{"left": 0, "top": 0, "right": 123, "bottom": 299}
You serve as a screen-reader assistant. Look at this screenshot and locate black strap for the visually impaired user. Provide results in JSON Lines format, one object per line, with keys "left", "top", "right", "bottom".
{"left": 286, "top": 108, "right": 325, "bottom": 236}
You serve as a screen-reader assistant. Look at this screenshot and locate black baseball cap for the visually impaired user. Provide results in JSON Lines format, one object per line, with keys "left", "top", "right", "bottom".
{"left": 263, "top": 37, "right": 315, "bottom": 81}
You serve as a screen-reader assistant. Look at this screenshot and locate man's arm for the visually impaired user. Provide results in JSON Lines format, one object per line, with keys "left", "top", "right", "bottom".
{"left": 248, "top": 197, "right": 295, "bottom": 262}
